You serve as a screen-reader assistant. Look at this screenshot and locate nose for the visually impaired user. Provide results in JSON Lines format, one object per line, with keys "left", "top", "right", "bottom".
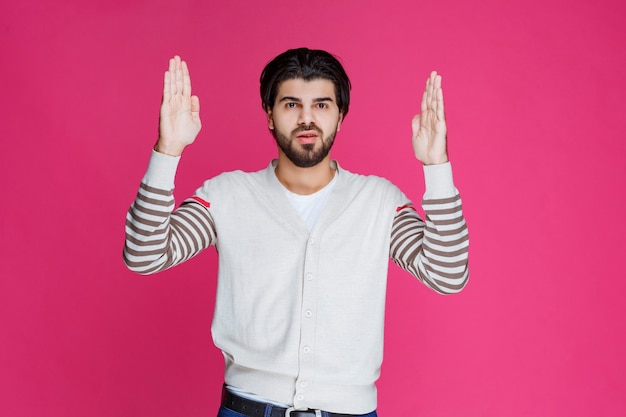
{"left": 298, "top": 107, "right": 314, "bottom": 126}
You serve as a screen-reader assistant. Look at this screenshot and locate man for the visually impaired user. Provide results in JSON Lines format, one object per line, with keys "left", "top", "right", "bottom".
{"left": 124, "top": 48, "right": 468, "bottom": 417}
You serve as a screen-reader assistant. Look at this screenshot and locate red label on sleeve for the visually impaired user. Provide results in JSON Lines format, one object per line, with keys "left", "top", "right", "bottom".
{"left": 191, "top": 196, "right": 211, "bottom": 208}
{"left": 396, "top": 204, "right": 416, "bottom": 212}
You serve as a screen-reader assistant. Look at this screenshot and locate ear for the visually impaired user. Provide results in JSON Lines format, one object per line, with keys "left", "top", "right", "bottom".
{"left": 266, "top": 109, "right": 274, "bottom": 130}
{"left": 337, "top": 113, "right": 344, "bottom": 132}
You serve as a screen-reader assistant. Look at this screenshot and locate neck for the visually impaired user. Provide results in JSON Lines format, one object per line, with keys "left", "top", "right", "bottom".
{"left": 275, "top": 154, "right": 335, "bottom": 195}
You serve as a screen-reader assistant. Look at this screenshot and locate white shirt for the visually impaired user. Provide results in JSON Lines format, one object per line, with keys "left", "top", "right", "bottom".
{"left": 281, "top": 170, "right": 338, "bottom": 232}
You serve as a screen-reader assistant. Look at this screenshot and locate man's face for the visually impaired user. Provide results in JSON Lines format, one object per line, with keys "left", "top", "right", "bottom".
{"left": 267, "top": 78, "right": 343, "bottom": 168}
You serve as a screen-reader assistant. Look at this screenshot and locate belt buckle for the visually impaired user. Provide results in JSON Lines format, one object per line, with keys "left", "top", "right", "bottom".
{"left": 285, "top": 408, "right": 322, "bottom": 417}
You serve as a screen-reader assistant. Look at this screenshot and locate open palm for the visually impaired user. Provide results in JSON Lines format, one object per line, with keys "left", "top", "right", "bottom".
{"left": 156, "top": 56, "right": 201, "bottom": 156}
{"left": 412, "top": 71, "right": 448, "bottom": 165}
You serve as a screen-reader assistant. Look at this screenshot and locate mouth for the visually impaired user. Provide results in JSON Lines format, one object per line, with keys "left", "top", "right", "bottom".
{"left": 294, "top": 126, "right": 322, "bottom": 144}
{"left": 296, "top": 132, "right": 319, "bottom": 144}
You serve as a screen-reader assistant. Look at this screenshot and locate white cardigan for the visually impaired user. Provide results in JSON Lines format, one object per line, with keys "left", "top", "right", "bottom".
{"left": 124, "top": 152, "right": 469, "bottom": 413}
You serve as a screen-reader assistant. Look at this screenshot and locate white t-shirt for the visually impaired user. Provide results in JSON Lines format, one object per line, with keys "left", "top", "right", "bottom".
{"left": 282, "top": 170, "right": 338, "bottom": 232}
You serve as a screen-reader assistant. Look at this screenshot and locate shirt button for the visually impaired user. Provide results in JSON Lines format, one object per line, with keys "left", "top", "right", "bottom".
{"left": 308, "top": 238, "right": 315, "bottom": 245}
{"left": 297, "top": 394, "right": 304, "bottom": 401}
{"left": 300, "top": 380, "right": 308, "bottom": 387}
{"left": 305, "top": 310, "right": 312, "bottom": 318}
{"left": 303, "top": 346, "right": 311, "bottom": 354}
{"left": 306, "top": 273, "right": 313, "bottom": 281}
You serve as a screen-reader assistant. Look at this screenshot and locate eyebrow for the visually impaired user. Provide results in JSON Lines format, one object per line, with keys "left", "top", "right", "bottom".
{"left": 279, "top": 96, "right": 335, "bottom": 103}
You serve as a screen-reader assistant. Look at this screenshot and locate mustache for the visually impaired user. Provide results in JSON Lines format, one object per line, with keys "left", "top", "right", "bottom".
{"left": 292, "top": 125, "right": 323, "bottom": 135}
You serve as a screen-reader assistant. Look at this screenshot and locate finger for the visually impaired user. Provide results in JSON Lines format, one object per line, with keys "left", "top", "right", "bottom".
{"left": 425, "top": 73, "right": 433, "bottom": 110}
{"left": 169, "top": 57, "right": 177, "bottom": 97}
{"left": 435, "top": 74, "right": 445, "bottom": 120}
{"left": 163, "top": 57, "right": 175, "bottom": 101}
{"left": 429, "top": 71, "right": 437, "bottom": 110}
{"left": 182, "top": 60, "right": 191, "bottom": 98}
{"left": 175, "top": 56, "right": 183, "bottom": 95}
{"left": 420, "top": 78, "right": 429, "bottom": 114}
{"left": 163, "top": 70, "right": 171, "bottom": 103}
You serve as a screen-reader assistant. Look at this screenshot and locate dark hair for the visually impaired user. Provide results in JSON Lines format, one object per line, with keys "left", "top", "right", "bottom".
{"left": 260, "top": 48, "right": 351, "bottom": 117}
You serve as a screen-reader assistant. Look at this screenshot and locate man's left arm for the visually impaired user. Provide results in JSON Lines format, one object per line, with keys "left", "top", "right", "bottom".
{"left": 390, "top": 163, "right": 468, "bottom": 294}
{"left": 390, "top": 71, "right": 469, "bottom": 294}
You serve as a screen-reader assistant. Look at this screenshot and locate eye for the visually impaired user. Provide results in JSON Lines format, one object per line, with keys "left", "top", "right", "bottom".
{"left": 286, "top": 102, "right": 298, "bottom": 109}
{"left": 316, "top": 102, "right": 328, "bottom": 109}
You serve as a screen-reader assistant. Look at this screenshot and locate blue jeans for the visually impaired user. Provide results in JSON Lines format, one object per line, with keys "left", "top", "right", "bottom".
{"left": 217, "top": 406, "right": 378, "bottom": 417}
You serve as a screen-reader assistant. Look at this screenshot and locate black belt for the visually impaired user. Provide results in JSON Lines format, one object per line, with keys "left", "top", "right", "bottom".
{"left": 221, "top": 387, "right": 361, "bottom": 417}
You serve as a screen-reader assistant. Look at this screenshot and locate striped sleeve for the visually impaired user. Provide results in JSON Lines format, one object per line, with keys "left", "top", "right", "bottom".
{"left": 390, "top": 193, "right": 469, "bottom": 294}
{"left": 123, "top": 182, "right": 217, "bottom": 274}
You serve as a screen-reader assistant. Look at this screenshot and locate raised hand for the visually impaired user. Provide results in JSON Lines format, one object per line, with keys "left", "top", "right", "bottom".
{"left": 411, "top": 71, "right": 448, "bottom": 165}
{"left": 155, "top": 56, "right": 201, "bottom": 156}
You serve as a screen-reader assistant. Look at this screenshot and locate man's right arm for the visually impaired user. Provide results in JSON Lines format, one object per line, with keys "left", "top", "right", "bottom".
{"left": 123, "top": 151, "right": 217, "bottom": 274}
{"left": 123, "top": 56, "right": 211, "bottom": 274}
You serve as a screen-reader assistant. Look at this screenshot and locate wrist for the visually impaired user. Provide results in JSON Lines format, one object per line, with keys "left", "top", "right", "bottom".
{"left": 420, "top": 156, "right": 449, "bottom": 166}
{"left": 154, "top": 140, "right": 185, "bottom": 157}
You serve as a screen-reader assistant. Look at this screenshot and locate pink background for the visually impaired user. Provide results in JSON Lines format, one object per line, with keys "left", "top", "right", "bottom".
{"left": 1, "top": 0, "right": 625, "bottom": 416}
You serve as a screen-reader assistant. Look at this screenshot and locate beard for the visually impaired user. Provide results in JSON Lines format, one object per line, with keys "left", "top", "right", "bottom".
{"left": 271, "top": 124, "right": 337, "bottom": 168}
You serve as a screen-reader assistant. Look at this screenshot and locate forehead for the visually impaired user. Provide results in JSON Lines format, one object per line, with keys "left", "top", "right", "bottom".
{"left": 276, "top": 78, "right": 336, "bottom": 100}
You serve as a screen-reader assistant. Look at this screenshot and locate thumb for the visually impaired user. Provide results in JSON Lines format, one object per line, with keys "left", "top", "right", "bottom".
{"left": 411, "top": 114, "right": 421, "bottom": 137}
{"left": 191, "top": 95, "right": 200, "bottom": 114}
